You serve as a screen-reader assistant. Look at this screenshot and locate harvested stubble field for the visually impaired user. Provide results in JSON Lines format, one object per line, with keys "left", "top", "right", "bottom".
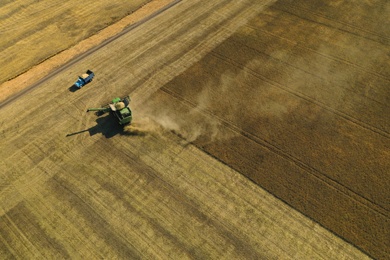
{"left": 0, "top": 0, "right": 388, "bottom": 259}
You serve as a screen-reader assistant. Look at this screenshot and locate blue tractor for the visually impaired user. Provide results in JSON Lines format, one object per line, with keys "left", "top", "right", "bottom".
{"left": 73, "top": 70, "right": 94, "bottom": 88}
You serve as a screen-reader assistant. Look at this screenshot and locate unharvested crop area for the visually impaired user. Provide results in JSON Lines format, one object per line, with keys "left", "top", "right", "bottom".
{"left": 0, "top": 0, "right": 150, "bottom": 84}
{"left": 0, "top": 0, "right": 388, "bottom": 259}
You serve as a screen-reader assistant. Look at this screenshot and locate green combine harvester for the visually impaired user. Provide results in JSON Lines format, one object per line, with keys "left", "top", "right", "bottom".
{"left": 87, "top": 96, "right": 132, "bottom": 125}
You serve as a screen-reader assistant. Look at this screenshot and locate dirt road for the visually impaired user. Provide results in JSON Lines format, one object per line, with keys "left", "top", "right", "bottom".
{"left": 0, "top": 0, "right": 384, "bottom": 258}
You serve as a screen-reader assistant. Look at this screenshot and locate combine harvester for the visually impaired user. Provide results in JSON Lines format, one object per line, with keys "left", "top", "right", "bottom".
{"left": 87, "top": 96, "right": 132, "bottom": 125}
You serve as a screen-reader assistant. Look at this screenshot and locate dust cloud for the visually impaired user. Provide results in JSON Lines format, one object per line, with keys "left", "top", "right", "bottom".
{"left": 123, "top": 117, "right": 162, "bottom": 136}
{"left": 128, "top": 109, "right": 233, "bottom": 144}
{"left": 127, "top": 58, "right": 293, "bottom": 143}
{"left": 130, "top": 89, "right": 236, "bottom": 144}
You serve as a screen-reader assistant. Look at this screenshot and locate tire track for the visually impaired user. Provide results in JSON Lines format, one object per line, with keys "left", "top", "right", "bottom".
{"left": 3, "top": 1, "right": 274, "bottom": 218}
{"left": 98, "top": 132, "right": 265, "bottom": 257}
{"left": 115, "top": 139, "right": 271, "bottom": 259}
{"left": 112, "top": 122, "right": 370, "bottom": 259}
{"left": 211, "top": 50, "right": 390, "bottom": 139}
{"left": 159, "top": 86, "right": 389, "bottom": 218}
{"left": 272, "top": 1, "right": 390, "bottom": 45}
{"left": 24, "top": 190, "right": 104, "bottom": 258}
{"left": 0, "top": 0, "right": 375, "bottom": 258}
{"left": 229, "top": 29, "right": 389, "bottom": 109}
{"left": 158, "top": 85, "right": 388, "bottom": 258}
{"left": 1, "top": 212, "right": 43, "bottom": 258}
{"left": 49, "top": 174, "right": 143, "bottom": 259}
{"left": 61, "top": 143, "right": 224, "bottom": 258}
{"left": 216, "top": 34, "right": 389, "bottom": 130}
{"left": 112, "top": 132, "right": 292, "bottom": 258}
{"left": 131, "top": 0, "right": 277, "bottom": 105}
{"left": 244, "top": 23, "right": 390, "bottom": 82}
{"left": 102, "top": 0, "right": 235, "bottom": 92}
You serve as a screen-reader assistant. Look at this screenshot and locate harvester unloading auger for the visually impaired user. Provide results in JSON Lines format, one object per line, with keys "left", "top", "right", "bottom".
{"left": 87, "top": 96, "right": 132, "bottom": 125}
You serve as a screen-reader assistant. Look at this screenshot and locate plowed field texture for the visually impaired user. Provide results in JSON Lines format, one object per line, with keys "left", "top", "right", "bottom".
{"left": 0, "top": 0, "right": 389, "bottom": 259}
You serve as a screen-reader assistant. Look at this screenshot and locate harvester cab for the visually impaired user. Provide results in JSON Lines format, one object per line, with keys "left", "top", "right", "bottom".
{"left": 87, "top": 96, "right": 132, "bottom": 125}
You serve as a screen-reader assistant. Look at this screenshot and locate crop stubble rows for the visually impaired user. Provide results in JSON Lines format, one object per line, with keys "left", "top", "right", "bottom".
{"left": 144, "top": 0, "right": 389, "bottom": 259}
{"left": 0, "top": 0, "right": 383, "bottom": 258}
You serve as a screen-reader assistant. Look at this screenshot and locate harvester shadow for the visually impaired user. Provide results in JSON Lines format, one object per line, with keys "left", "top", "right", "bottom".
{"left": 66, "top": 114, "right": 141, "bottom": 139}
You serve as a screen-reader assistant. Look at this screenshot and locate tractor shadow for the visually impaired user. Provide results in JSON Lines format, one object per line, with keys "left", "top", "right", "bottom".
{"left": 68, "top": 85, "right": 79, "bottom": 92}
{"left": 66, "top": 114, "right": 141, "bottom": 139}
